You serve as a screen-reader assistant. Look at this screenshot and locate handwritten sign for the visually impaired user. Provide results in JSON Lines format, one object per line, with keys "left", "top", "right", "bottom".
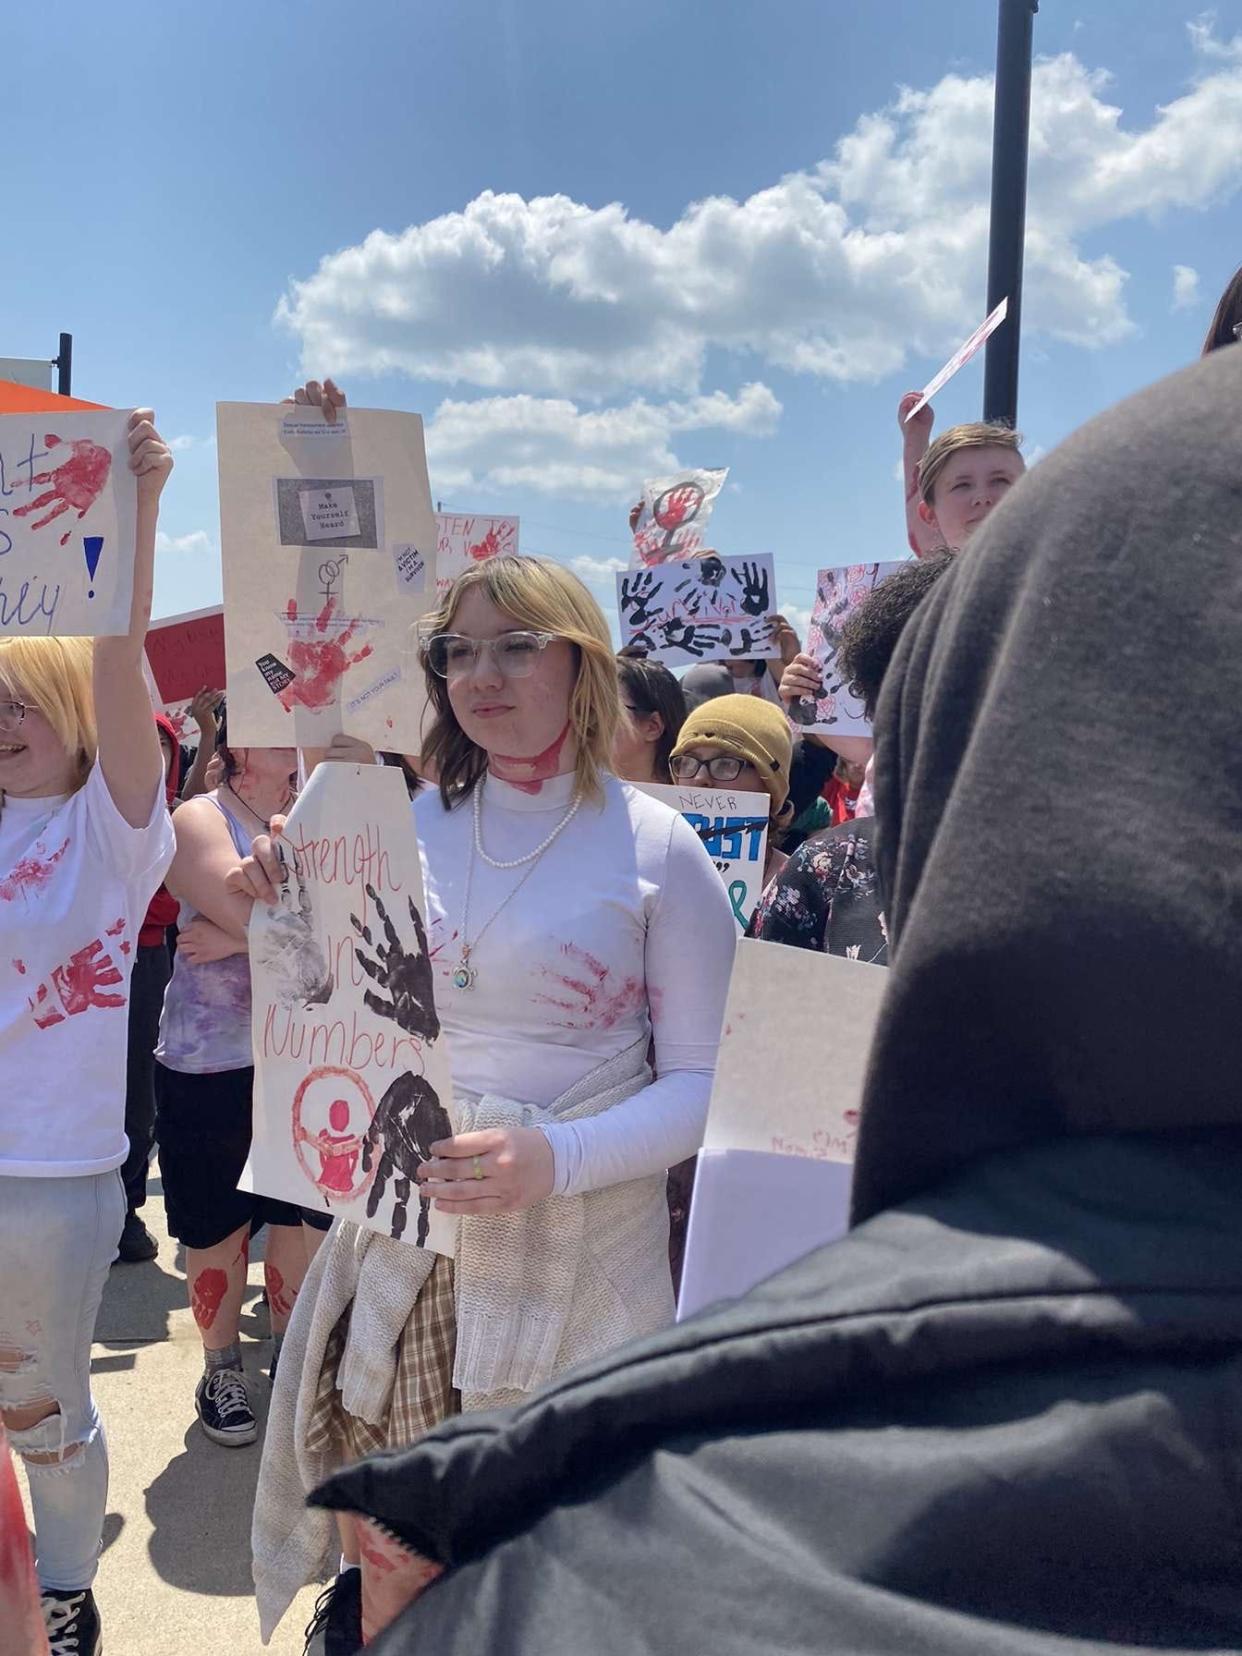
{"left": 617, "top": 552, "right": 779, "bottom": 665}
{"left": 634, "top": 781, "right": 769, "bottom": 933}
{"left": 218, "top": 403, "right": 438, "bottom": 749}
{"left": 144, "top": 605, "right": 225, "bottom": 726}
{"left": 677, "top": 940, "right": 888, "bottom": 1319}
{"left": 436, "top": 512, "right": 519, "bottom": 593}
{"left": 0, "top": 409, "right": 137, "bottom": 636}
{"left": 242, "top": 762, "right": 456, "bottom": 1253}
{"left": 631, "top": 467, "right": 727, "bottom": 566}
{"left": 903, "top": 297, "right": 1009, "bottom": 422}
{"left": 789, "top": 562, "right": 906, "bottom": 739}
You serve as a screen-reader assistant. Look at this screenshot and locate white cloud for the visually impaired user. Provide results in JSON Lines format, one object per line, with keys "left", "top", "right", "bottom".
{"left": 278, "top": 26, "right": 1242, "bottom": 402}
{"left": 167, "top": 434, "right": 197, "bottom": 452}
{"left": 155, "top": 529, "right": 214, "bottom": 557}
{"left": 425, "top": 383, "right": 779, "bottom": 499}
{"left": 782, "top": 604, "right": 813, "bottom": 643}
{"left": 1172, "top": 263, "right": 1200, "bottom": 309}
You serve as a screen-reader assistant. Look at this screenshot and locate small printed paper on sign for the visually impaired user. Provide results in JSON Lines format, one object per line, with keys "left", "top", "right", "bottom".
{"left": 393, "top": 543, "right": 426, "bottom": 593}
{"left": 301, "top": 486, "right": 360, "bottom": 542}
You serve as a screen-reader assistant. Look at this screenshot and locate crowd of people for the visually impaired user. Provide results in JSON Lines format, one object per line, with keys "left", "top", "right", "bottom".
{"left": 2, "top": 262, "right": 1241, "bottom": 1656}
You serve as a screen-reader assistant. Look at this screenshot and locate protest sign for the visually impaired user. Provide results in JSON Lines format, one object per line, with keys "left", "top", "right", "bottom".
{"left": 631, "top": 467, "right": 727, "bottom": 566}
{"left": 242, "top": 762, "right": 456, "bottom": 1253}
{"left": 903, "top": 297, "right": 1009, "bottom": 423}
{"left": 217, "top": 403, "right": 438, "bottom": 749}
{"left": 678, "top": 939, "right": 887, "bottom": 1319}
{"left": 617, "top": 552, "right": 779, "bottom": 665}
{"left": 144, "top": 605, "right": 225, "bottom": 725}
{"left": 0, "top": 408, "right": 137, "bottom": 637}
{"left": 789, "top": 561, "right": 906, "bottom": 738}
{"left": 436, "top": 512, "right": 519, "bottom": 593}
{"left": 634, "top": 780, "right": 769, "bottom": 933}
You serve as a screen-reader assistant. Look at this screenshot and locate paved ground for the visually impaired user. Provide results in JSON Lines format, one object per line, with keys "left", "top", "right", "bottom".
{"left": 20, "top": 1166, "right": 323, "bottom": 1655}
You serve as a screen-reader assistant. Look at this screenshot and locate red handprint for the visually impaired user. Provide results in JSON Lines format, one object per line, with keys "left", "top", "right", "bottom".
{"left": 11, "top": 434, "right": 112, "bottom": 548}
{"left": 50, "top": 938, "right": 125, "bottom": 1015}
{"left": 467, "top": 524, "right": 503, "bottom": 562}
{"left": 534, "top": 942, "right": 643, "bottom": 1031}
{"left": 278, "top": 595, "right": 374, "bottom": 713}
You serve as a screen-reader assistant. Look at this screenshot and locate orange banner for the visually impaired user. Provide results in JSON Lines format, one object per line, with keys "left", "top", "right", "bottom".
{"left": 0, "top": 378, "right": 105, "bottom": 413}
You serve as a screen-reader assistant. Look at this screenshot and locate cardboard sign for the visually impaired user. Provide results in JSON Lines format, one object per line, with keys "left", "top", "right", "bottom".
{"left": 631, "top": 467, "right": 727, "bottom": 566}
{"left": 0, "top": 409, "right": 137, "bottom": 637}
{"left": 242, "top": 762, "right": 456, "bottom": 1253}
{"left": 678, "top": 940, "right": 888, "bottom": 1320}
{"left": 144, "top": 605, "right": 225, "bottom": 718}
{"left": 217, "top": 403, "right": 438, "bottom": 749}
{"left": 904, "top": 297, "right": 1009, "bottom": 422}
{"left": 435, "top": 512, "right": 518, "bottom": 593}
{"left": 617, "top": 552, "right": 779, "bottom": 664}
{"left": 634, "top": 781, "right": 769, "bottom": 932}
{"left": 789, "top": 562, "right": 906, "bottom": 738}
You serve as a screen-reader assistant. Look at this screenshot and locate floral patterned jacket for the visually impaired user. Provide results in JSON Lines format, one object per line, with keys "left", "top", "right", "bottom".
{"left": 747, "top": 819, "right": 888, "bottom": 964}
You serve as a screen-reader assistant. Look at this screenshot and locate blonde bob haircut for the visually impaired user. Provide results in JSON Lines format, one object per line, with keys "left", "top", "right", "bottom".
{"left": 419, "top": 556, "right": 621, "bottom": 809}
{"left": 918, "top": 421, "right": 1024, "bottom": 506}
{"left": 0, "top": 636, "right": 97, "bottom": 793}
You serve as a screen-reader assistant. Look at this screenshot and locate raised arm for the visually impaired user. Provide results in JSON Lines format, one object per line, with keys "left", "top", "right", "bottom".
{"left": 179, "top": 689, "right": 223, "bottom": 801}
{"left": 93, "top": 410, "right": 173, "bottom": 826}
{"left": 899, "top": 391, "right": 939, "bottom": 558}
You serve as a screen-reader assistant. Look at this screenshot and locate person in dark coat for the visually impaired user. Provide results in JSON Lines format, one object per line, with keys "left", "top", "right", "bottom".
{"left": 309, "top": 346, "right": 1242, "bottom": 1654}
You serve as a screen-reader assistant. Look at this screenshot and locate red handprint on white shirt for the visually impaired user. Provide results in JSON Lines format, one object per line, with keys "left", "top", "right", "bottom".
{"left": 534, "top": 942, "right": 644, "bottom": 1031}
{"left": 27, "top": 927, "right": 127, "bottom": 1029}
{"left": 11, "top": 434, "right": 112, "bottom": 547}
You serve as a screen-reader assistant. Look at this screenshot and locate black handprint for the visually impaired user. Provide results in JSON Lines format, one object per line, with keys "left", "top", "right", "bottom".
{"left": 259, "top": 862, "right": 334, "bottom": 1009}
{"left": 659, "top": 617, "right": 712, "bottom": 658}
{"left": 619, "top": 570, "right": 664, "bottom": 629}
{"left": 350, "top": 883, "right": 440, "bottom": 1044}
{"left": 732, "top": 560, "right": 771, "bottom": 617}
{"left": 363, "top": 1071, "right": 452, "bottom": 1245}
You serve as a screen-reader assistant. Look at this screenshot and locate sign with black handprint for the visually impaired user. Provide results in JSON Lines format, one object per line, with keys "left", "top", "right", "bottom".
{"left": 616, "top": 552, "right": 781, "bottom": 666}
{"left": 241, "top": 762, "right": 456, "bottom": 1254}
{"left": 792, "top": 563, "right": 905, "bottom": 738}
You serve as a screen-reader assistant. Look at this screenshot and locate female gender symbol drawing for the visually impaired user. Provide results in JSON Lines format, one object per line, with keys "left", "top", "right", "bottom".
{"left": 643, "top": 481, "right": 706, "bottom": 564}
{"left": 291, "top": 1064, "right": 376, "bottom": 1202}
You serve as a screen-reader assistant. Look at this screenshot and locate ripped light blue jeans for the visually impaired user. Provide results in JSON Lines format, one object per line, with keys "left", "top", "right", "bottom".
{"left": 0, "top": 1170, "right": 123, "bottom": 1592}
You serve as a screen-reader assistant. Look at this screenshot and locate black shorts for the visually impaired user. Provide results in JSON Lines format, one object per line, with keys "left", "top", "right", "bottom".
{"left": 155, "top": 1063, "right": 333, "bottom": 1249}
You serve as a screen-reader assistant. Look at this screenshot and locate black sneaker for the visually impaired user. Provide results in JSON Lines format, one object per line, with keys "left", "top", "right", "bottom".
{"left": 304, "top": 1567, "right": 363, "bottom": 1655}
{"left": 41, "top": 1587, "right": 102, "bottom": 1656}
{"left": 195, "top": 1366, "right": 258, "bottom": 1446}
{"left": 115, "top": 1210, "right": 158, "bottom": 1264}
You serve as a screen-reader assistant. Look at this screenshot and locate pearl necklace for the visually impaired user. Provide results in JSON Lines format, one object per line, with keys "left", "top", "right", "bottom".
{"left": 451, "top": 778, "right": 582, "bottom": 989}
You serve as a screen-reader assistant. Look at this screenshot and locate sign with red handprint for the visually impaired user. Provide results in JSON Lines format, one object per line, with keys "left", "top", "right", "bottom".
{"left": 0, "top": 408, "right": 138, "bottom": 637}
{"left": 630, "top": 466, "right": 728, "bottom": 567}
{"left": 435, "top": 512, "right": 519, "bottom": 593}
{"left": 218, "top": 401, "right": 439, "bottom": 748}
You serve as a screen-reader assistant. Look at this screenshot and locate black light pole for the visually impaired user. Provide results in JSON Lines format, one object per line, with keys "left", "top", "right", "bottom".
{"left": 54, "top": 332, "right": 73, "bottom": 397}
{"left": 982, "top": 0, "right": 1037, "bottom": 426}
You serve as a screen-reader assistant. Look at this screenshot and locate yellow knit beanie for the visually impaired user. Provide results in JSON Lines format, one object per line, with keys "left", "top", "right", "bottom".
{"left": 670, "top": 693, "right": 793, "bottom": 817}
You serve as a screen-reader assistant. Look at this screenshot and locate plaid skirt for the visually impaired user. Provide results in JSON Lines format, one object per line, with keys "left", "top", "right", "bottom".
{"left": 305, "top": 1253, "right": 460, "bottom": 1466}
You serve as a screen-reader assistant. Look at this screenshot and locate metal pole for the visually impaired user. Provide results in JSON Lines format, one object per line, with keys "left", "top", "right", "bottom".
{"left": 982, "top": 0, "right": 1037, "bottom": 426}
{"left": 55, "top": 332, "right": 72, "bottom": 397}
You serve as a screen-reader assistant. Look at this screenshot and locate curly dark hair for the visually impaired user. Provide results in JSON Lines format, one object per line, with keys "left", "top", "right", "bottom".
{"left": 835, "top": 553, "right": 957, "bottom": 720}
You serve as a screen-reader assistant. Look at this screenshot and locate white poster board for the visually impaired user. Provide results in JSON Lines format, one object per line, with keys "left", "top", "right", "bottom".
{"left": 789, "top": 562, "right": 906, "bottom": 738}
{"left": 678, "top": 940, "right": 888, "bottom": 1320}
{"left": 634, "top": 781, "right": 769, "bottom": 933}
{"left": 616, "top": 552, "right": 779, "bottom": 664}
{"left": 0, "top": 409, "right": 136, "bottom": 636}
{"left": 631, "top": 467, "right": 728, "bottom": 566}
{"left": 242, "top": 762, "right": 456, "bottom": 1253}
{"left": 436, "top": 512, "right": 518, "bottom": 593}
{"left": 217, "top": 403, "right": 438, "bottom": 750}
{"left": 903, "top": 297, "right": 1009, "bottom": 422}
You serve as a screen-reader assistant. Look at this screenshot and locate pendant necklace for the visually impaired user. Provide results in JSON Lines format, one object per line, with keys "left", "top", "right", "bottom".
{"left": 452, "top": 778, "right": 582, "bottom": 990}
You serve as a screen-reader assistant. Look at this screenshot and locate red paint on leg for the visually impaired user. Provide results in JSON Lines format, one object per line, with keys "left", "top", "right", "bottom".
{"left": 191, "top": 1267, "right": 228, "bottom": 1330}
{"left": 265, "top": 1264, "right": 294, "bottom": 1321}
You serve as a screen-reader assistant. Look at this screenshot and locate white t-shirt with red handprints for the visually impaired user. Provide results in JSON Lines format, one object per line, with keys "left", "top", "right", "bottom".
{"left": 0, "top": 765, "right": 174, "bottom": 1177}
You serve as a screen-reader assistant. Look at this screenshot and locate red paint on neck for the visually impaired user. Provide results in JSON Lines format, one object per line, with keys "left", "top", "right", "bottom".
{"left": 490, "top": 722, "right": 572, "bottom": 795}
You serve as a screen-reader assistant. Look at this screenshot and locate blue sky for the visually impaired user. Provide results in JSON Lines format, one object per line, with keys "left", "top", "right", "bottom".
{"left": 4, "top": 0, "right": 1241, "bottom": 636}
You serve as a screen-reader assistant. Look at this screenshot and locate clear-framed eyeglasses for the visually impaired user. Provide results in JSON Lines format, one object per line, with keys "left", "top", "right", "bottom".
{"left": 425, "top": 631, "right": 558, "bottom": 681}
{"left": 0, "top": 700, "right": 29, "bottom": 735}
{"left": 670, "top": 752, "right": 747, "bottom": 783}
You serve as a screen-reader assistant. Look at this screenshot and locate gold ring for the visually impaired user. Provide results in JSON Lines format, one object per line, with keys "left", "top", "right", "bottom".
{"left": 472, "top": 1155, "right": 484, "bottom": 1181}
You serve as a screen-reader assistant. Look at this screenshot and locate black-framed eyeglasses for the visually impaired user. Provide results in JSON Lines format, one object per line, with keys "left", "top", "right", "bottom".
{"left": 0, "top": 700, "right": 29, "bottom": 735}
{"left": 425, "top": 631, "right": 558, "bottom": 680}
{"left": 670, "top": 753, "right": 747, "bottom": 783}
